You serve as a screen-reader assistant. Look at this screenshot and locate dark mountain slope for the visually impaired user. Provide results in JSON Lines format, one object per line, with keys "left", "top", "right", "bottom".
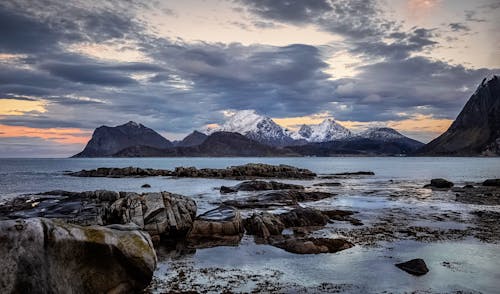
{"left": 417, "top": 75, "right": 500, "bottom": 156}
{"left": 72, "top": 121, "right": 172, "bottom": 157}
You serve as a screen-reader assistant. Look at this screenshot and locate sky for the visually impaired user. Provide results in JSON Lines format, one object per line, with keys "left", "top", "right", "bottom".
{"left": 0, "top": 0, "right": 499, "bottom": 157}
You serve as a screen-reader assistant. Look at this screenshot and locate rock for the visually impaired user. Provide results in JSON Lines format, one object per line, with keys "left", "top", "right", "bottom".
{"left": 68, "top": 163, "right": 316, "bottom": 179}
{"left": 279, "top": 207, "right": 330, "bottom": 227}
{"left": 319, "top": 171, "right": 374, "bottom": 179}
{"left": 0, "top": 190, "right": 197, "bottom": 241}
{"left": 424, "top": 178, "right": 454, "bottom": 189}
{"left": 67, "top": 167, "right": 172, "bottom": 177}
{"left": 395, "top": 258, "right": 429, "bottom": 276}
{"left": 0, "top": 218, "right": 156, "bottom": 293}
{"left": 463, "top": 184, "right": 474, "bottom": 189}
{"left": 313, "top": 182, "right": 341, "bottom": 187}
{"left": 454, "top": 186, "right": 500, "bottom": 205}
{"left": 243, "top": 212, "right": 285, "bottom": 239}
{"left": 220, "top": 186, "right": 238, "bottom": 194}
{"left": 272, "top": 237, "right": 354, "bottom": 254}
{"left": 322, "top": 210, "right": 363, "bottom": 226}
{"left": 222, "top": 190, "right": 335, "bottom": 209}
{"left": 187, "top": 205, "right": 244, "bottom": 248}
{"left": 483, "top": 179, "right": 500, "bottom": 186}
{"left": 141, "top": 184, "right": 151, "bottom": 188}
{"left": 174, "top": 163, "right": 316, "bottom": 179}
{"left": 220, "top": 180, "right": 304, "bottom": 193}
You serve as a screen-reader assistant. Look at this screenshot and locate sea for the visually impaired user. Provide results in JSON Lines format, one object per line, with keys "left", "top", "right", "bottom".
{"left": 1, "top": 157, "right": 499, "bottom": 293}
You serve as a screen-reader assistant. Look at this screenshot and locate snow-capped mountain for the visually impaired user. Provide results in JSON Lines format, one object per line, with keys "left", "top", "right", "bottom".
{"left": 292, "top": 118, "right": 352, "bottom": 142}
{"left": 357, "top": 127, "right": 407, "bottom": 141}
{"left": 206, "top": 110, "right": 295, "bottom": 146}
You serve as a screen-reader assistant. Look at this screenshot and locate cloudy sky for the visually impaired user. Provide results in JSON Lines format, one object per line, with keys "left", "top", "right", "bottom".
{"left": 0, "top": 0, "right": 499, "bottom": 157}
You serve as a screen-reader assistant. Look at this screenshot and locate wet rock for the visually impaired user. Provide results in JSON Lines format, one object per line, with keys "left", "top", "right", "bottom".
{"left": 187, "top": 205, "right": 244, "bottom": 248}
{"left": 424, "top": 178, "right": 454, "bottom": 189}
{"left": 222, "top": 190, "right": 335, "bottom": 209}
{"left": 463, "top": 184, "right": 474, "bottom": 189}
{"left": 313, "top": 182, "right": 341, "bottom": 187}
{"left": 67, "top": 167, "right": 172, "bottom": 177}
{"left": 323, "top": 210, "right": 363, "bottom": 226}
{"left": 0, "top": 190, "right": 197, "bottom": 241}
{"left": 243, "top": 212, "right": 285, "bottom": 239}
{"left": 483, "top": 179, "right": 500, "bottom": 186}
{"left": 0, "top": 218, "right": 156, "bottom": 293}
{"left": 395, "top": 258, "right": 429, "bottom": 276}
{"left": 279, "top": 207, "right": 330, "bottom": 228}
{"left": 272, "top": 237, "right": 354, "bottom": 254}
{"left": 453, "top": 186, "right": 500, "bottom": 205}
{"left": 319, "top": 171, "right": 374, "bottom": 179}
{"left": 220, "top": 180, "right": 304, "bottom": 193}
{"left": 141, "top": 184, "right": 151, "bottom": 188}
{"left": 220, "top": 186, "right": 237, "bottom": 194}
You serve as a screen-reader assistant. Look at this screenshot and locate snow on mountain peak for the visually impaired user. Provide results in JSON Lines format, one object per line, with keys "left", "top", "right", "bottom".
{"left": 358, "top": 127, "right": 405, "bottom": 140}
{"left": 292, "top": 118, "right": 351, "bottom": 142}
{"left": 205, "top": 110, "right": 294, "bottom": 146}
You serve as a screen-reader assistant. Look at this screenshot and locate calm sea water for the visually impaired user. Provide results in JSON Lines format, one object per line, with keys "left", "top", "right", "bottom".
{"left": 1, "top": 157, "right": 499, "bottom": 200}
{"left": 1, "top": 157, "right": 499, "bottom": 292}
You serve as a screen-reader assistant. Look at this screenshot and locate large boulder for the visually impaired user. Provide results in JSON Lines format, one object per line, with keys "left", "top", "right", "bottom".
{"left": 187, "top": 205, "right": 244, "bottom": 248}
{"left": 243, "top": 212, "right": 285, "bottom": 239}
{"left": 279, "top": 207, "right": 330, "bottom": 228}
{"left": 0, "top": 218, "right": 156, "bottom": 293}
{"left": 220, "top": 180, "right": 304, "bottom": 193}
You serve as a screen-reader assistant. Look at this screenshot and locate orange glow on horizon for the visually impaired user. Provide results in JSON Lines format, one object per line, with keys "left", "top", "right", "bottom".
{"left": 0, "top": 124, "right": 91, "bottom": 144}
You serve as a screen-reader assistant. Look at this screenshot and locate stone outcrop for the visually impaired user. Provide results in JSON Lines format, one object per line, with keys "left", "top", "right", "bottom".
{"left": 67, "top": 163, "right": 316, "bottom": 179}
{"left": 272, "top": 237, "right": 354, "bottom": 254}
{"left": 220, "top": 180, "right": 304, "bottom": 193}
{"left": 243, "top": 212, "right": 285, "bottom": 239}
{"left": 67, "top": 167, "right": 172, "bottom": 177}
{"left": 483, "top": 179, "right": 500, "bottom": 186}
{"left": 173, "top": 163, "right": 316, "bottom": 179}
{"left": 279, "top": 207, "right": 330, "bottom": 228}
{"left": 395, "top": 259, "right": 429, "bottom": 276}
{"left": 0, "top": 218, "right": 157, "bottom": 293}
{"left": 187, "top": 205, "right": 244, "bottom": 248}
{"left": 223, "top": 190, "right": 335, "bottom": 209}
{"left": 424, "top": 178, "right": 454, "bottom": 189}
{"left": 0, "top": 190, "right": 197, "bottom": 242}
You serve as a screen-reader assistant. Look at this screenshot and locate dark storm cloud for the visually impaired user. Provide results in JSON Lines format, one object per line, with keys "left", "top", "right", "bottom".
{"left": 332, "top": 57, "right": 493, "bottom": 121}
{"left": 39, "top": 61, "right": 163, "bottom": 86}
{"left": 240, "top": 0, "right": 391, "bottom": 39}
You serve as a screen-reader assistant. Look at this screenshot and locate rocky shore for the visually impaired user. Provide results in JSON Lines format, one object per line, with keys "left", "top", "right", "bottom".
{"left": 66, "top": 163, "right": 317, "bottom": 179}
{"left": 1, "top": 163, "right": 499, "bottom": 293}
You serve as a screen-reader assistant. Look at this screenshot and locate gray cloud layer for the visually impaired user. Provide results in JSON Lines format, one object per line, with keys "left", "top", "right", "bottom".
{"left": 0, "top": 0, "right": 498, "bottom": 156}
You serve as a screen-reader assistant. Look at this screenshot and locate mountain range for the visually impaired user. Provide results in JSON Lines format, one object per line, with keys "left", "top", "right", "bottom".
{"left": 72, "top": 75, "right": 499, "bottom": 157}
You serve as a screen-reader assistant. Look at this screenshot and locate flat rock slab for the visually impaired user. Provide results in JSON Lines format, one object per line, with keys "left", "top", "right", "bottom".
{"left": 272, "top": 237, "right": 354, "bottom": 254}
{"left": 395, "top": 258, "right": 429, "bottom": 276}
{"left": 220, "top": 180, "right": 304, "bottom": 194}
{"left": 0, "top": 218, "right": 156, "bottom": 293}
{"left": 222, "top": 190, "right": 336, "bottom": 209}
